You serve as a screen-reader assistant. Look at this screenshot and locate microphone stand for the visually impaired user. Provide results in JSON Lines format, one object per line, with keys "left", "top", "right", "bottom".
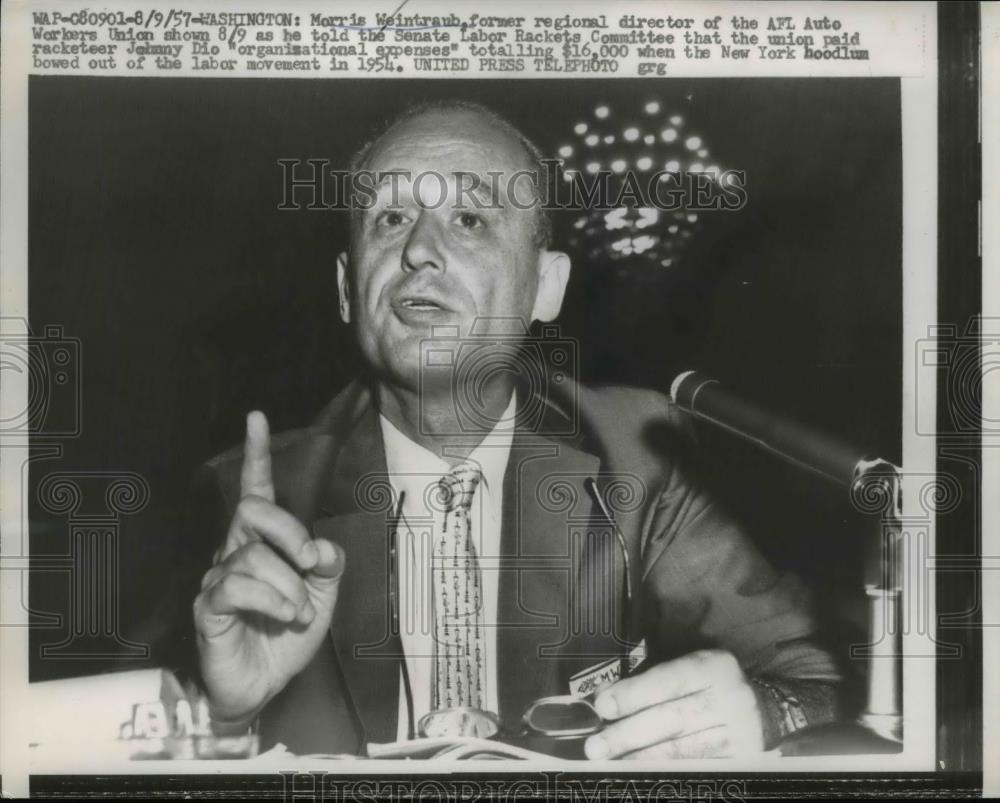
{"left": 854, "top": 459, "right": 903, "bottom": 744}
{"left": 777, "top": 457, "right": 903, "bottom": 755}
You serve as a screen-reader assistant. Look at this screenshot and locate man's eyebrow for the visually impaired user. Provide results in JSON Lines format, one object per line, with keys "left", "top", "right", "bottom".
{"left": 453, "top": 172, "right": 509, "bottom": 208}
{"left": 462, "top": 170, "right": 545, "bottom": 215}
{"left": 369, "top": 170, "right": 495, "bottom": 191}
{"left": 360, "top": 170, "right": 413, "bottom": 210}
{"left": 370, "top": 170, "right": 411, "bottom": 189}
{"left": 359, "top": 169, "right": 527, "bottom": 211}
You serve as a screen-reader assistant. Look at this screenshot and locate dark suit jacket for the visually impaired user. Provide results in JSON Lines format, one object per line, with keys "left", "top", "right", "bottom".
{"left": 191, "top": 378, "right": 842, "bottom": 755}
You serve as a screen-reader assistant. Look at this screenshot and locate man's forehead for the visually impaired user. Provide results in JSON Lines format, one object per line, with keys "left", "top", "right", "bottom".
{"left": 364, "top": 110, "right": 532, "bottom": 175}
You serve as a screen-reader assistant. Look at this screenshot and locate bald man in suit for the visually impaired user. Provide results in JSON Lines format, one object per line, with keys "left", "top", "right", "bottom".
{"left": 191, "top": 101, "right": 843, "bottom": 758}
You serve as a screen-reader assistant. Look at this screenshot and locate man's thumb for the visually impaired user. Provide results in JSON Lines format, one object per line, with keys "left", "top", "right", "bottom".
{"left": 310, "top": 538, "right": 345, "bottom": 581}
{"left": 307, "top": 539, "right": 346, "bottom": 613}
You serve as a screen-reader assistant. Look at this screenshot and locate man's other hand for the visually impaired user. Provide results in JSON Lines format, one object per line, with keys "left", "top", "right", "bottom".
{"left": 584, "top": 650, "right": 765, "bottom": 759}
{"left": 193, "top": 411, "right": 345, "bottom": 730}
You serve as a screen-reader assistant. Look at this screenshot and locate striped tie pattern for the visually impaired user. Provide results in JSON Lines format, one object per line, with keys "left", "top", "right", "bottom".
{"left": 432, "top": 462, "right": 485, "bottom": 711}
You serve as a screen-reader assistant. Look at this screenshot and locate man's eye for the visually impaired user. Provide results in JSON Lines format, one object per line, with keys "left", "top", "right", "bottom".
{"left": 456, "top": 212, "right": 485, "bottom": 230}
{"left": 376, "top": 210, "right": 408, "bottom": 228}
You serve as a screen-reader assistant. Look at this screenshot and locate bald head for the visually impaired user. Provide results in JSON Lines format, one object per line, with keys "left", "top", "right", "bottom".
{"left": 348, "top": 101, "right": 553, "bottom": 249}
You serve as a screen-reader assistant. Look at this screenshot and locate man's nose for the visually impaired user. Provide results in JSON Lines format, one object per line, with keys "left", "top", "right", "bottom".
{"left": 401, "top": 211, "right": 446, "bottom": 273}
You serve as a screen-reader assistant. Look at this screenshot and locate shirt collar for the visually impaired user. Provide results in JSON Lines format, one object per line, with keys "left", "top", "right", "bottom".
{"left": 378, "top": 392, "right": 516, "bottom": 495}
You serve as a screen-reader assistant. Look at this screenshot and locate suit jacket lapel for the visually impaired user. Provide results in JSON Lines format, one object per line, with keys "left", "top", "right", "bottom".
{"left": 497, "top": 427, "right": 629, "bottom": 726}
{"left": 311, "top": 387, "right": 402, "bottom": 746}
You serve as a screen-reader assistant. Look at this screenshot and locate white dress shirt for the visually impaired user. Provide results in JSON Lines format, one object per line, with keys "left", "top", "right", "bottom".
{"left": 378, "top": 394, "right": 516, "bottom": 740}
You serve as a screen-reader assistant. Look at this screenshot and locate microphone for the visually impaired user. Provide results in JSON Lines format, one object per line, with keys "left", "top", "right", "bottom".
{"left": 669, "top": 370, "right": 869, "bottom": 488}
{"left": 671, "top": 371, "right": 905, "bottom": 753}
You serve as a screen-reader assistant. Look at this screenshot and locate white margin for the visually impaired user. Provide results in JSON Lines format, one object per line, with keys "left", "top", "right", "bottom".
{"left": 981, "top": 1, "right": 999, "bottom": 797}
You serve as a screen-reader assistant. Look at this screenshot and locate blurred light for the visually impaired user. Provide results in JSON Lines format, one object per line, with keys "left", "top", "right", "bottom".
{"left": 668, "top": 224, "right": 679, "bottom": 234}
{"left": 706, "top": 165, "right": 721, "bottom": 179}
{"left": 636, "top": 208, "right": 659, "bottom": 228}
{"left": 644, "top": 134, "right": 655, "bottom": 145}
{"left": 660, "top": 128, "right": 678, "bottom": 143}
{"left": 660, "top": 258, "right": 673, "bottom": 267}
{"left": 611, "top": 159, "right": 627, "bottom": 173}
{"left": 604, "top": 208, "right": 628, "bottom": 230}
{"left": 687, "top": 213, "right": 698, "bottom": 223}
{"left": 670, "top": 115, "right": 682, "bottom": 125}
{"left": 685, "top": 136, "right": 702, "bottom": 150}
{"left": 644, "top": 101, "right": 661, "bottom": 114}
{"left": 610, "top": 235, "right": 658, "bottom": 256}
{"left": 690, "top": 163, "right": 704, "bottom": 172}
{"left": 624, "top": 127, "right": 640, "bottom": 142}
{"left": 697, "top": 148, "right": 709, "bottom": 158}
{"left": 574, "top": 216, "right": 588, "bottom": 229}
{"left": 563, "top": 171, "right": 576, "bottom": 182}
{"left": 558, "top": 145, "right": 573, "bottom": 158}
{"left": 665, "top": 159, "right": 680, "bottom": 172}
{"left": 595, "top": 105, "right": 610, "bottom": 119}
{"left": 604, "top": 135, "right": 615, "bottom": 144}
{"left": 585, "top": 134, "right": 599, "bottom": 146}
{"left": 633, "top": 235, "right": 657, "bottom": 253}
{"left": 586, "top": 161, "right": 600, "bottom": 174}
{"left": 636, "top": 156, "right": 653, "bottom": 170}
{"left": 574, "top": 122, "right": 588, "bottom": 134}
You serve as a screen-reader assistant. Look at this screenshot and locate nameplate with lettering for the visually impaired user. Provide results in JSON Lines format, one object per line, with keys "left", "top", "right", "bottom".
{"left": 568, "top": 641, "right": 646, "bottom": 697}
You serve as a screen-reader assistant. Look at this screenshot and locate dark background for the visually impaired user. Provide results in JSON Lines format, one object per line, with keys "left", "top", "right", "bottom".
{"left": 28, "top": 76, "right": 902, "bottom": 691}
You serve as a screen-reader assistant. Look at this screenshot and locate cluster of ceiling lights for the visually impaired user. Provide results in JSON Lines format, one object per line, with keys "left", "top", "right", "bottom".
{"left": 559, "top": 100, "right": 728, "bottom": 269}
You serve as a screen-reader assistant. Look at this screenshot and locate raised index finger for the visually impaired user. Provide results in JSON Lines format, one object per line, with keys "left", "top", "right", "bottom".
{"left": 241, "top": 411, "right": 275, "bottom": 502}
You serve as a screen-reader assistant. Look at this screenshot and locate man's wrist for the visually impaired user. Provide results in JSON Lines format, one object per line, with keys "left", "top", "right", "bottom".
{"left": 204, "top": 695, "right": 265, "bottom": 737}
{"left": 208, "top": 710, "right": 260, "bottom": 737}
{"left": 749, "top": 677, "right": 843, "bottom": 750}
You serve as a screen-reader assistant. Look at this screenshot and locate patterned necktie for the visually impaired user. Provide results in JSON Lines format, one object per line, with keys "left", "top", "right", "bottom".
{"left": 432, "top": 461, "right": 485, "bottom": 711}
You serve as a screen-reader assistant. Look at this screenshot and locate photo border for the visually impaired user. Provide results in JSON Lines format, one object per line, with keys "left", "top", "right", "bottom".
{"left": 0, "top": 0, "right": 986, "bottom": 797}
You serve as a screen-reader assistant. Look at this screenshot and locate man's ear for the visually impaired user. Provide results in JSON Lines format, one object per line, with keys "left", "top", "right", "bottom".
{"left": 531, "top": 250, "right": 571, "bottom": 323}
{"left": 336, "top": 252, "right": 351, "bottom": 324}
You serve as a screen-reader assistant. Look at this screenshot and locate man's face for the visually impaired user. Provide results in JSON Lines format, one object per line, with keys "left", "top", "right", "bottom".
{"left": 337, "top": 109, "right": 569, "bottom": 392}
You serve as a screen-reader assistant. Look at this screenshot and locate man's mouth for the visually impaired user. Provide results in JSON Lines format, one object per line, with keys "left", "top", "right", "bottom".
{"left": 397, "top": 298, "right": 445, "bottom": 311}
{"left": 393, "top": 294, "right": 452, "bottom": 314}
